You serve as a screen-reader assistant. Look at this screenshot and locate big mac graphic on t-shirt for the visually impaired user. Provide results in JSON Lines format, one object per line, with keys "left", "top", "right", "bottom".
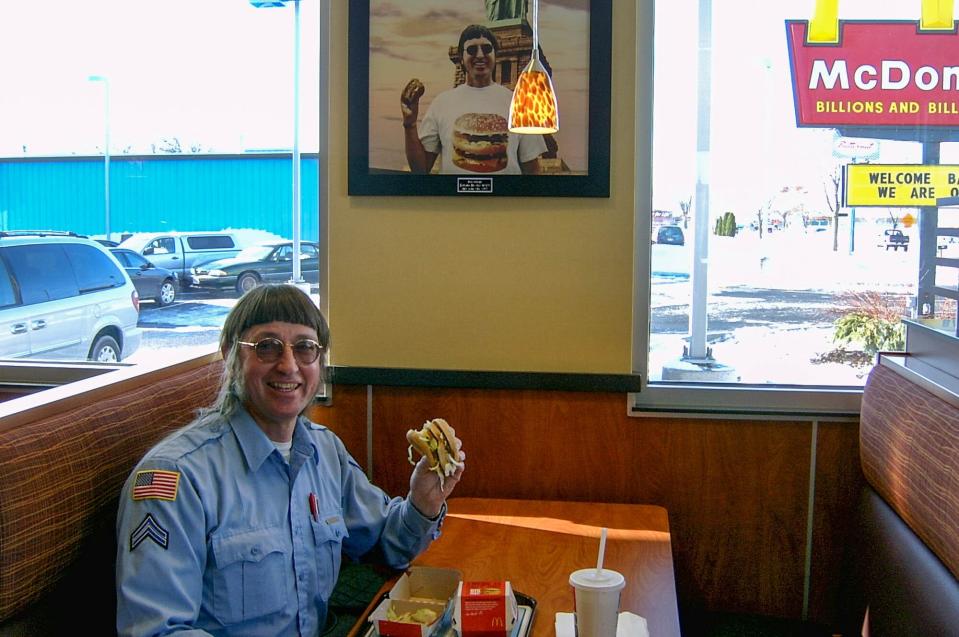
{"left": 452, "top": 113, "right": 509, "bottom": 172}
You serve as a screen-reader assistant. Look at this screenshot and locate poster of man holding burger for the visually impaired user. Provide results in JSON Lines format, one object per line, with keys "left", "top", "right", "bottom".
{"left": 366, "top": 0, "right": 591, "bottom": 178}
{"left": 401, "top": 24, "right": 546, "bottom": 175}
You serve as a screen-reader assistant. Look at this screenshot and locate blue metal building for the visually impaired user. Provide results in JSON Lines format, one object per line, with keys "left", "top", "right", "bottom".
{"left": 0, "top": 153, "right": 319, "bottom": 241}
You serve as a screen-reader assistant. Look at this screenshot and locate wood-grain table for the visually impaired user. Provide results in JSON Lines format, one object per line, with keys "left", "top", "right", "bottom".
{"left": 411, "top": 497, "right": 681, "bottom": 637}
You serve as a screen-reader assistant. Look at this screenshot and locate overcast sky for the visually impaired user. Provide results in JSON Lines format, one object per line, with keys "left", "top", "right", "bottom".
{"left": 0, "top": 0, "right": 320, "bottom": 156}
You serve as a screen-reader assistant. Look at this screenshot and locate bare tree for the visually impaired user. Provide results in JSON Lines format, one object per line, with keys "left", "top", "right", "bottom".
{"left": 777, "top": 185, "right": 807, "bottom": 230}
{"left": 886, "top": 209, "right": 900, "bottom": 230}
{"left": 679, "top": 197, "right": 692, "bottom": 229}
{"left": 755, "top": 200, "right": 769, "bottom": 239}
{"left": 157, "top": 137, "right": 183, "bottom": 153}
{"left": 824, "top": 165, "right": 843, "bottom": 252}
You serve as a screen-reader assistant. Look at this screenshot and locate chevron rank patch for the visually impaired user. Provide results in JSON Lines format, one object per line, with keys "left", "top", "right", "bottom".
{"left": 132, "top": 469, "right": 179, "bottom": 501}
{"left": 130, "top": 513, "right": 169, "bottom": 551}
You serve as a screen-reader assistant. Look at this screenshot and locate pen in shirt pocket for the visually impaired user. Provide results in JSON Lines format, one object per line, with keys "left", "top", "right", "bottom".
{"left": 309, "top": 492, "right": 319, "bottom": 522}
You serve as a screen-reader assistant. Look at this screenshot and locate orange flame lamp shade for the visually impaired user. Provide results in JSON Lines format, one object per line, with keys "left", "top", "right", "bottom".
{"left": 508, "top": 55, "right": 558, "bottom": 134}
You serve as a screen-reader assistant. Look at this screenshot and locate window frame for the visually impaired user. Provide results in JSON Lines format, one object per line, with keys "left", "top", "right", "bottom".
{"left": 629, "top": 0, "right": 863, "bottom": 418}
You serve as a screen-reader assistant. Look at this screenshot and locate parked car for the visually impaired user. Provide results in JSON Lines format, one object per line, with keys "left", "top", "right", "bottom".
{"left": 110, "top": 248, "right": 178, "bottom": 306}
{"left": 117, "top": 232, "right": 241, "bottom": 286}
{"left": 189, "top": 241, "right": 320, "bottom": 294}
{"left": 0, "top": 231, "right": 141, "bottom": 361}
{"left": 655, "top": 225, "right": 685, "bottom": 246}
{"left": 884, "top": 228, "right": 910, "bottom": 251}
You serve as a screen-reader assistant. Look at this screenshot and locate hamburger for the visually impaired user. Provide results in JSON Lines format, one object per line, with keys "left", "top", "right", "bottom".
{"left": 452, "top": 113, "right": 509, "bottom": 173}
{"left": 406, "top": 418, "right": 464, "bottom": 488}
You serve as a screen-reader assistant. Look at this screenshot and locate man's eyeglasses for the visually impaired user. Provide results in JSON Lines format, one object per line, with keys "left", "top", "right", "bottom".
{"left": 237, "top": 338, "right": 324, "bottom": 365}
{"left": 465, "top": 43, "right": 494, "bottom": 57}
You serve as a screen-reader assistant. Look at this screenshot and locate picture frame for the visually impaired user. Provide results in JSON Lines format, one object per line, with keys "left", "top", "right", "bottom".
{"left": 348, "top": 0, "right": 611, "bottom": 197}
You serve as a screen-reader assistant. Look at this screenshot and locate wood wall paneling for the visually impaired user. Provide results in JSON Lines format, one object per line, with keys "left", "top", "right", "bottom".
{"left": 808, "top": 420, "right": 865, "bottom": 626}
{"left": 307, "top": 384, "right": 370, "bottom": 473}
{"left": 314, "top": 384, "right": 860, "bottom": 628}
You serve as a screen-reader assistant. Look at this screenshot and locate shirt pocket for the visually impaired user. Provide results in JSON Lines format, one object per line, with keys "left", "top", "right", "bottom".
{"left": 311, "top": 513, "right": 348, "bottom": 600}
{"left": 210, "top": 526, "right": 290, "bottom": 625}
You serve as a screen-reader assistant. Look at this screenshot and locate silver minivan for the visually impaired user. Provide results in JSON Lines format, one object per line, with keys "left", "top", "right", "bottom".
{"left": 0, "top": 233, "right": 142, "bottom": 361}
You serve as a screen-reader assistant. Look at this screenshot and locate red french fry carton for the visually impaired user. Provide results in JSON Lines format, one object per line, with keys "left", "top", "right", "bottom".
{"left": 453, "top": 580, "right": 518, "bottom": 637}
{"left": 372, "top": 566, "right": 461, "bottom": 637}
{"left": 371, "top": 599, "right": 445, "bottom": 637}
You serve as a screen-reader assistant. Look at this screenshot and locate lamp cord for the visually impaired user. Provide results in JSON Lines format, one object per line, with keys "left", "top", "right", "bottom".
{"left": 531, "top": 0, "right": 539, "bottom": 55}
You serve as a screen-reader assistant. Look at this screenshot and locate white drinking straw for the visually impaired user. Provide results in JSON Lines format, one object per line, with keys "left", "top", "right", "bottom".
{"left": 595, "top": 527, "right": 608, "bottom": 576}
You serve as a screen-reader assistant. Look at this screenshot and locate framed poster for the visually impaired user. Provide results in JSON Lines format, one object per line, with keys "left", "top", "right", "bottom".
{"left": 348, "top": 0, "right": 611, "bottom": 197}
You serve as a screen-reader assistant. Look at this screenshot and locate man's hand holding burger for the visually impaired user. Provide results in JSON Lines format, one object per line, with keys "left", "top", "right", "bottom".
{"left": 400, "top": 78, "right": 425, "bottom": 129}
{"left": 406, "top": 418, "right": 465, "bottom": 519}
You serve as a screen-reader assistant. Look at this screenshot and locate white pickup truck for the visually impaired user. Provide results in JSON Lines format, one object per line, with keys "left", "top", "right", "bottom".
{"left": 118, "top": 232, "right": 242, "bottom": 286}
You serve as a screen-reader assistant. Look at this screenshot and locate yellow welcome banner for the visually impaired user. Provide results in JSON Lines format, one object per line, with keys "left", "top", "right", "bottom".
{"left": 845, "top": 164, "right": 959, "bottom": 207}
{"left": 808, "top": 0, "right": 955, "bottom": 44}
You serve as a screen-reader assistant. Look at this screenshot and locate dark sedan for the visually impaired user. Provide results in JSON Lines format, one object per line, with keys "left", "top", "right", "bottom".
{"left": 655, "top": 225, "right": 686, "bottom": 246}
{"left": 189, "top": 241, "right": 320, "bottom": 295}
{"left": 110, "top": 248, "right": 178, "bottom": 306}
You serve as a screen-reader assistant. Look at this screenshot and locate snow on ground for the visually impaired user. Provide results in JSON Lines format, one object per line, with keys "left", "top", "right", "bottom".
{"left": 649, "top": 223, "right": 919, "bottom": 385}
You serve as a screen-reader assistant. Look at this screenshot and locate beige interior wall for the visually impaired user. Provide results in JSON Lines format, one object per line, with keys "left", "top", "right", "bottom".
{"left": 327, "top": 2, "right": 639, "bottom": 374}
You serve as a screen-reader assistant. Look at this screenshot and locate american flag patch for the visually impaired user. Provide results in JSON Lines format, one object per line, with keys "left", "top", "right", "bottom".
{"left": 132, "top": 469, "right": 180, "bottom": 501}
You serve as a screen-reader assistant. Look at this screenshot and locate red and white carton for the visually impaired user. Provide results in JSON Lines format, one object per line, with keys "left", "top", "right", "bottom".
{"left": 370, "top": 599, "right": 446, "bottom": 637}
{"left": 453, "top": 580, "right": 518, "bottom": 637}
{"left": 372, "top": 566, "right": 461, "bottom": 637}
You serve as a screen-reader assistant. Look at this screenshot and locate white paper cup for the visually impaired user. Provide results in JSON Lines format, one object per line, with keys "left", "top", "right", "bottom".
{"left": 569, "top": 568, "right": 625, "bottom": 637}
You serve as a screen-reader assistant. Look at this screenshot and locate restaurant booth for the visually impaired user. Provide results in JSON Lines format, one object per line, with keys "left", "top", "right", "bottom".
{"left": 2, "top": 1, "right": 959, "bottom": 636}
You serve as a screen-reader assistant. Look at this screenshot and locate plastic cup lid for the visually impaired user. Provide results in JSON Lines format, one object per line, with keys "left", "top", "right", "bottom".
{"left": 569, "top": 568, "right": 625, "bottom": 591}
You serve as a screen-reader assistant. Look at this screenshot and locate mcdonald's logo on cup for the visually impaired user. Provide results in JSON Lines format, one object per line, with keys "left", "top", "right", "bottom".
{"left": 787, "top": 0, "right": 959, "bottom": 128}
{"left": 453, "top": 580, "right": 518, "bottom": 637}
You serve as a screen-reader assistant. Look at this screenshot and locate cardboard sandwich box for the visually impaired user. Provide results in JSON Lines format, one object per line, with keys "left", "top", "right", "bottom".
{"left": 371, "top": 566, "right": 461, "bottom": 637}
{"left": 453, "top": 581, "right": 518, "bottom": 637}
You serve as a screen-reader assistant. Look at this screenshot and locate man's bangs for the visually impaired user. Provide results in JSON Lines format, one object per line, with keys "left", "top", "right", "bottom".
{"left": 227, "top": 285, "right": 330, "bottom": 347}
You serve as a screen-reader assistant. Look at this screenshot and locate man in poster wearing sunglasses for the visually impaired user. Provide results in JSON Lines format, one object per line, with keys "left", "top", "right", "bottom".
{"left": 116, "top": 284, "right": 465, "bottom": 636}
{"left": 401, "top": 24, "right": 546, "bottom": 175}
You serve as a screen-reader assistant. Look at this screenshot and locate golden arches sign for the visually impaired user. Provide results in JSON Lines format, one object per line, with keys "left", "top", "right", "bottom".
{"left": 808, "top": 0, "right": 956, "bottom": 44}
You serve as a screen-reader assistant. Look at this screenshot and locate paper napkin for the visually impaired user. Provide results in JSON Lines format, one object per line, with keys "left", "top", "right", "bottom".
{"left": 555, "top": 611, "right": 650, "bottom": 636}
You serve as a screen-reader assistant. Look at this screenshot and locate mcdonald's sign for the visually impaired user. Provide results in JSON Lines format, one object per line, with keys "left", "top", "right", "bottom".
{"left": 787, "top": 0, "right": 959, "bottom": 128}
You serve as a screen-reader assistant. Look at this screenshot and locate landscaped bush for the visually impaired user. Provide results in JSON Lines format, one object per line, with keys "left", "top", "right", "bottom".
{"left": 833, "top": 312, "right": 905, "bottom": 355}
{"left": 828, "top": 290, "right": 908, "bottom": 356}
{"left": 714, "top": 211, "right": 737, "bottom": 237}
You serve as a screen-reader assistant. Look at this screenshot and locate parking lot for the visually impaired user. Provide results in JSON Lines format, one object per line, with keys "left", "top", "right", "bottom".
{"left": 126, "top": 284, "right": 325, "bottom": 365}
{"left": 124, "top": 288, "right": 237, "bottom": 364}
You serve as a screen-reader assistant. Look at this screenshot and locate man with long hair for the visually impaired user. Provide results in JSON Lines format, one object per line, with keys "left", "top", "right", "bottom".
{"left": 116, "top": 285, "right": 465, "bottom": 636}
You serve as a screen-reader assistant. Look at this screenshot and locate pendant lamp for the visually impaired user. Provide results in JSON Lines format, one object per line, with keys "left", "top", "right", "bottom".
{"left": 508, "top": 0, "right": 559, "bottom": 134}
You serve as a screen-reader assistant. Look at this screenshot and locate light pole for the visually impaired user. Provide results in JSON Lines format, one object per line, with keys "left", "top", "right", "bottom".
{"left": 88, "top": 75, "right": 111, "bottom": 242}
{"left": 250, "top": 0, "right": 304, "bottom": 286}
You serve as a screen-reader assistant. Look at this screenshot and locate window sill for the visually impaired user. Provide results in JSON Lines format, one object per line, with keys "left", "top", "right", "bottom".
{"left": 629, "top": 381, "right": 862, "bottom": 420}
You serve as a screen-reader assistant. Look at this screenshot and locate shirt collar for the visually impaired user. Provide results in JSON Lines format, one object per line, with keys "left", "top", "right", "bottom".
{"left": 230, "top": 407, "right": 319, "bottom": 472}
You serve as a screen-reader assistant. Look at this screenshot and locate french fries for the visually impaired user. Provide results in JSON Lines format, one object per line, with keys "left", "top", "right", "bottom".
{"left": 386, "top": 604, "right": 438, "bottom": 625}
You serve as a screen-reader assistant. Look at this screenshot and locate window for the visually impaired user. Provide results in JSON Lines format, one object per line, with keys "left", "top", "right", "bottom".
{"left": 0, "top": 0, "right": 322, "bottom": 365}
{"left": 0, "top": 258, "right": 18, "bottom": 308}
{"left": 63, "top": 244, "right": 124, "bottom": 293}
{"left": 124, "top": 252, "right": 151, "bottom": 269}
{"left": 145, "top": 238, "right": 176, "bottom": 256}
{"left": 5, "top": 245, "right": 79, "bottom": 305}
{"left": 186, "top": 235, "right": 236, "bottom": 250}
{"left": 634, "top": 0, "right": 959, "bottom": 414}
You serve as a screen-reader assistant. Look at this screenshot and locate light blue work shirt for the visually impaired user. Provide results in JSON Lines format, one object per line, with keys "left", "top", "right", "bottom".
{"left": 116, "top": 407, "right": 443, "bottom": 637}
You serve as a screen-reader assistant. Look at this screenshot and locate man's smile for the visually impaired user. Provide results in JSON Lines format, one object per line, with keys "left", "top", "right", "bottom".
{"left": 268, "top": 381, "right": 301, "bottom": 392}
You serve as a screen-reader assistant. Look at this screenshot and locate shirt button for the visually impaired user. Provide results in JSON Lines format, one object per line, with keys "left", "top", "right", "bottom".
{"left": 299, "top": 572, "right": 307, "bottom": 582}
{"left": 251, "top": 546, "right": 261, "bottom": 556}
